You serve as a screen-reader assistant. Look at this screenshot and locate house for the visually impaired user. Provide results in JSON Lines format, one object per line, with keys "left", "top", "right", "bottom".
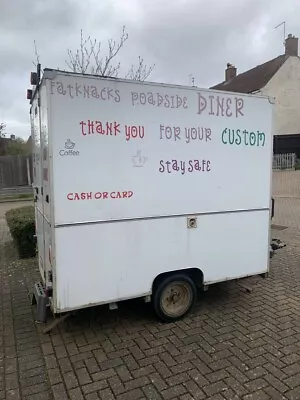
{"left": 211, "top": 34, "right": 300, "bottom": 158}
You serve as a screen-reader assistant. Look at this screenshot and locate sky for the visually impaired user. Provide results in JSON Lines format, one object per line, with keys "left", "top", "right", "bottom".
{"left": 0, "top": 0, "right": 299, "bottom": 139}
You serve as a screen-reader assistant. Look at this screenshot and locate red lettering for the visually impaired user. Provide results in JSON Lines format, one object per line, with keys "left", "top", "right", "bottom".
{"left": 125, "top": 126, "right": 130, "bottom": 141}
{"left": 88, "top": 120, "right": 94, "bottom": 134}
{"left": 80, "top": 120, "right": 120, "bottom": 137}
{"left": 106, "top": 122, "right": 112, "bottom": 135}
{"left": 131, "top": 126, "right": 138, "bottom": 138}
{"left": 139, "top": 126, "right": 145, "bottom": 138}
{"left": 125, "top": 125, "right": 145, "bottom": 141}
{"left": 67, "top": 191, "right": 134, "bottom": 201}
{"left": 114, "top": 122, "right": 120, "bottom": 135}
{"left": 95, "top": 121, "right": 105, "bottom": 134}
{"left": 80, "top": 121, "right": 86, "bottom": 135}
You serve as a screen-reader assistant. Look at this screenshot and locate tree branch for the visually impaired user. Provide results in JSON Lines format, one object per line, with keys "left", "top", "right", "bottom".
{"left": 65, "top": 26, "right": 154, "bottom": 81}
{"left": 125, "top": 56, "right": 155, "bottom": 82}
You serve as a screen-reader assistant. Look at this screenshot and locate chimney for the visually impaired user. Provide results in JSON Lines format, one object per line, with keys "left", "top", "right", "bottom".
{"left": 285, "top": 34, "right": 298, "bottom": 56}
{"left": 225, "top": 63, "right": 237, "bottom": 82}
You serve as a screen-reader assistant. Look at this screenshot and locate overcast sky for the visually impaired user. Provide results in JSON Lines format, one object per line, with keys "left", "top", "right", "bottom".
{"left": 1, "top": 0, "right": 299, "bottom": 139}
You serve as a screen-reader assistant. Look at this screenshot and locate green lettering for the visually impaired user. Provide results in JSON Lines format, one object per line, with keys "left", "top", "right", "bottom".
{"left": 222, "top": 128, "right": 227, "bottom": 144}
{"left": 221, "top": 127, "right": 265, "bottom": 147}
{"left": 229, "top": 129, "right": 235, "bottom": 144}
{"left": 243, "top": 129, "right": 249, "bottom": 146}
{"left": 258, "top": 131, "right": 265, "bottom": 146}
{"left": 235, "top": 129, "right": 241, "bottom": 145}
{"left": 250, "top": 132, "right": 256, "bottom": 146}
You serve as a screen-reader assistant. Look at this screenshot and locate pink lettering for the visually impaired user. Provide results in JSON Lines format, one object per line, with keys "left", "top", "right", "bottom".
{"left": 197, "top": 93, "right": 245, "bottom": 118}
{"left": 208, "top": 95, "right": 215, "bottom": 115}
{"left": 216, "top": 96, "right": 224, "bottom": 116}
{"left": 130, "top": 92, "right": 188, "bottom": 109}
{"left": 159, "top": 159, "right": 211, "bottom": 174}
{"left": 197, "top": 93, "right": 207, "bottom": 115}
{"left": 235, "top": 97, "right": 244, "bottom": 117}
{"left": 226, "top": 98, "right": 232, "bottom": 117}
{"left": 125, "top": 125, "right": 145, "bottom": 141}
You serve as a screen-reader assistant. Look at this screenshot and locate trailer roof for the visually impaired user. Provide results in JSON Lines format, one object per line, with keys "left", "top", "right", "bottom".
{"left": 40, "top": 68, "right": 273, "bottom": 102}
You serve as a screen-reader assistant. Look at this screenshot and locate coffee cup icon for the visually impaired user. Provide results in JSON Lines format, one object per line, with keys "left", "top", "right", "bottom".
{"left": 65, "top": 139, "right": 75, "bottom": 150}
{"left": 132, "top": 150, "right": 147, "bottom": 167}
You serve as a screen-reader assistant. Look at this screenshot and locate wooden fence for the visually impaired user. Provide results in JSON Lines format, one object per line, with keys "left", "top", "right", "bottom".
{"left": 0, "top": 155, "right": 32, "bottom": 189}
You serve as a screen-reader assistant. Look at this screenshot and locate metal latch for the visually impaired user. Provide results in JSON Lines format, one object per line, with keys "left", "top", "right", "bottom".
{"left": 187, "top": 216, "right": 197, "bottom": 229}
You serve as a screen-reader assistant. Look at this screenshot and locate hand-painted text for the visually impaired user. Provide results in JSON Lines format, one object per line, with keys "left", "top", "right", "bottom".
{"left": 80, "top": 120, "right": 120, "bottom": 136}
{"left": 222, "top": 128, "right": 265, "bottom": 147}
{"left": 67, "top": 191, "right": 134, "bottom": 201}
{"left": 159, "top": 159, "right": 211, "bottom": 174}
{"left": 51, "top": 81, "right": 120, "bottom": 102}
{"left": 197, "top": 92, "right": 244, "bottom": 118}
{"left": 160, "top": 125, "right": 212, "bottom": 143}
{"left": 132, "top": 92, "right": 188, "bottom": 109}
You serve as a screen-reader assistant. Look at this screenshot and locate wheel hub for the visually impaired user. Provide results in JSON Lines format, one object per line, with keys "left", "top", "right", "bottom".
{"left": 161, "top": 281, "right": 192, "bottom": 318}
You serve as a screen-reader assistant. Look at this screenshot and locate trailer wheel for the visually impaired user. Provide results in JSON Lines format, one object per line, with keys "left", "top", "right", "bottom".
{"left": 153, "top": 274, "right": 197, "bottom": 322}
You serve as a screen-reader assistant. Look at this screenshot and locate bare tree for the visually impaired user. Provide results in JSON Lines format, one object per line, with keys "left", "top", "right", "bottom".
{"left": 0, "top": 122, "right": 6, "bottom": 138}
{"left": 125, "top": 56, "right": 155, "bottom": 82}
{"left": 66, "top": 26, "right": 154, "bottom": 81}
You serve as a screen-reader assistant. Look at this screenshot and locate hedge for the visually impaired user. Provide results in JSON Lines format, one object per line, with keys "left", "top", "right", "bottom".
{"left": 6, "top": 205, "right": 36, "bottom": 259}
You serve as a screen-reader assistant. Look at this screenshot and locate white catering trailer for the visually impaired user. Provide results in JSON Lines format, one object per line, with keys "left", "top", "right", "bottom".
{"left": 29, "top": 66, "right": 274, "bottom": 324}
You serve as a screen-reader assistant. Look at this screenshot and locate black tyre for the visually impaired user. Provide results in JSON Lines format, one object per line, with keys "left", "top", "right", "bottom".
{"left": 153, "top": 274, "right": 197, "bottom": 322}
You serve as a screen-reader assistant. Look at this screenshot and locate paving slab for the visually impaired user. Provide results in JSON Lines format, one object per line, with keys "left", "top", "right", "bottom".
{"left": 0, "top": 201, "right": 300, "bottom": 399}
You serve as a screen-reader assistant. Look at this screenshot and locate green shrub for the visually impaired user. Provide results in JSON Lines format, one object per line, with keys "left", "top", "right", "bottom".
{"left": 6, "top": 205, "right": 36, "bottom": 259}
{"left": 295, "top": 161, "right": 300, "bottom": 170}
